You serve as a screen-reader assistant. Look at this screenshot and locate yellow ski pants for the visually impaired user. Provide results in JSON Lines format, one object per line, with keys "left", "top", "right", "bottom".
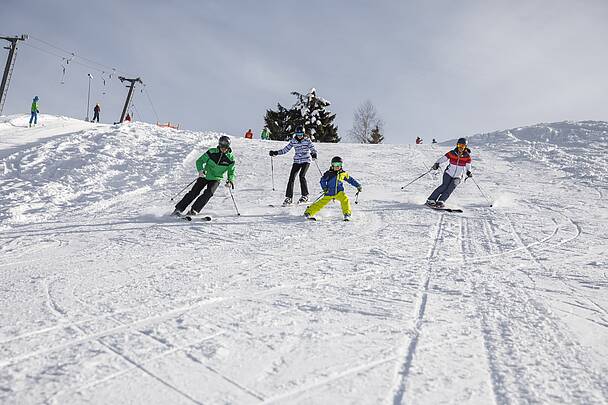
{"left": 304, "top": 191, "right": 351, "bottom": 216}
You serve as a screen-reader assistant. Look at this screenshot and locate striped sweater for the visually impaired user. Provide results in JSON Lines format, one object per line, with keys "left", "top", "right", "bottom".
{"left": 276, "top": 137, "right": 317, "bottom": 164}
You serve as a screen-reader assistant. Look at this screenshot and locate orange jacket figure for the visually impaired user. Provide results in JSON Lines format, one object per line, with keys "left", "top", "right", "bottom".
{"left": 245, "top": 129, "right": 253, "bottom": 139}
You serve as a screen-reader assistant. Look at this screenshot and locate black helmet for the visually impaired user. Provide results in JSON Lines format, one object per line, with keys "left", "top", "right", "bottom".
{"left": 331, "top": 156, "right": 343, "bottom": 164}
{"left": 294, "top": 126, "right": 304, "bottom": 135}
{"left": 218, "top": 135, "right": 231, "bottom": 147}
{"left": 457, "top": 137, "right": 467, "bottom": 145}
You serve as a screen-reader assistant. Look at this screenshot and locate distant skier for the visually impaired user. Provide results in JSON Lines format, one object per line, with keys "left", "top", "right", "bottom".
{"left": 124, "top": 113, "right": 132, "bottom": 122}
{"left": 29, "top": 96, "right": 39, "bottom": 127}
{"left": 245, "top": 129, "right": 253, "bottom": 139}
{"left": 304, "top": 156, "right": 362, "bottom": 221}
{"left": 416, "top": 136, "right": 423, "bottom": 144}
{"left": 432, "top": 138, "right": 437, "bottom": 144}
{"left": 260, "top": 127, "right": 270, "bottom": 140}
{"left": 172, "top": 136, "right": 236, "bottom": 216}
{"left": 92, "top": 103, "right": 100, "bottom": 123}
{"left": 269, "top": 126, "right": 317, "bottom": 205}
{"left": 426, "top": 137, "right": 472, "bottom": 208}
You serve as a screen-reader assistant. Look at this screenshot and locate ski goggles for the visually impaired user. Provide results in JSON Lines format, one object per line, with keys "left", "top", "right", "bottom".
{"left": 295, "top": 132, "right": 304, "bottom": 137}
{"left": 457, "top": 143, "right": 466, "bottom": 148}
{"left": 331, "top": 162, "right": 343, "bottom": 168}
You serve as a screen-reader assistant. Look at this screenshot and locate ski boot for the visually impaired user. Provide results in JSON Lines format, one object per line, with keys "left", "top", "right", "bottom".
{"left": 186, "top": 209, "right": 199, "bottom": 216}
{"left": 425, "top": 199, "right": 436, "bottom": 207}
{"left": 282, "top": 197, "right": 292, "bottom": 207}
{"left": 304, "top": 212, "right": 316, "bottom": 221}
{"left": 171, "top": 209, "right": 182, "bottom": 217}
{"left": 298, "top": 195, "right": 309, "bottom": 204}
{"left": 343, "top": 214, "right": 351, "bottom": 222}
{"left": 434, "top": 201, "right": 445, "bottom": 208}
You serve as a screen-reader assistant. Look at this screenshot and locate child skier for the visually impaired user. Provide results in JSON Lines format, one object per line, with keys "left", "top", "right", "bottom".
{"left": 304, "top": 156, "right": 362, "bottom": 221}
{"left": 426, "top": 137, "right": 472, "bottom": 208}
{"left": 172, "top": 135, "right": 236, "bottom": 216}
{"left": 269, "top": 126, "right": 317, "bottom": 206}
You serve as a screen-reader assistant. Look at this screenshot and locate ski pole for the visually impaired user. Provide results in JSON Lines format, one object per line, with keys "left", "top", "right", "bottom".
{"left": 470, "top": 177, "right": 493, "bottom": 207}
{"left": 170, "top": 178, "right": 196, "bottom": 201}
{"left": 311, "top": 190, "right": 326, "bottom": 204}
{"left": 314, "top": 159, "right": 323, "bottom": 176}
{"left": 271, "top": 156, "right": 275, "bottom": 191}
{"left": 401, "top": 169, "right": 432, "bottom": 190}
{"left": 355, "top": 191, "right": 360, "bottom": 204}
{"left": 228, "top": 186, "right": 241, "bottom": 216}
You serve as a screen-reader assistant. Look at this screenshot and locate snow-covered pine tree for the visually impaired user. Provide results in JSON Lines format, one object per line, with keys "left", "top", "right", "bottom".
{"left": 369, "top": 125, "right": 384, "bottom": 144}
{"left": 263, "top": 103, "right": 292, "bottom": 141}
{"left": 290, "top": 88, "right": 340, "bottom": 143}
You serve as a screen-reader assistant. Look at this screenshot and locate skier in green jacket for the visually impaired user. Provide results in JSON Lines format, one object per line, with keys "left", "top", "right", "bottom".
{"left": 172, "top": 136, "right": 236, "bottom": 216}
{"left": 29, "top": 96, "right": 40, "bottom": 127}
{"left": 260, "top": 127, "right": 270, "bottom": 140}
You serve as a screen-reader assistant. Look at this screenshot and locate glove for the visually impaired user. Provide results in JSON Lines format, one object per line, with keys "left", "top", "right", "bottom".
{"left": 311, "top": 152, "right": 317, "bottom": 159}
{"left": 225, "top": 180, "right": 235, "bottom": 189}
{"left": 466, "top": 171, "right": 472, "bottom": 178}
{"left": 322, "top": 188, "right": 328, "bottom": 194}
{"left": 269, "top": 150, "right": 278, "bottom": 157}
{"left": 357, "top": 186, "right": 362, "bottom": 192}
{"left": 432, "top": 162, "right": 440, "bottom": 170}
{"left": 198, "top": 170, "right": 205, "bottom": 178}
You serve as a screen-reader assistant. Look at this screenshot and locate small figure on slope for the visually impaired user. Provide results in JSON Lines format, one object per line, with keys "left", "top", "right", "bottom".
{"left": 92, "top": 103, "right": 101, "bottom": 123}
{"left": 260, "top": 127, "right": 270, "bottom": 140}
{"left": 29, "top": 96, "right": 40, "bottom": 127}
{"left": 426, "top": 137, "right": 472, "bottom": 208}
{"left": 416, "top": 136, "right": 423, "bottom": 144}
{"left": 269, "top": 126, "right": 317, "bottom": 206}
{"left": 172, "top": 136, "right": 236, "bottom": 216}
{"left": 244, "top": 129, "right": 253, "bottom": 139}
{"left": 304, "top": 156, "right": 362, "bottom": 221}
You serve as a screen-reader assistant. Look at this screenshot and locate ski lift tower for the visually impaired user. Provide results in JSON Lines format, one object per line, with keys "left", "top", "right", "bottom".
{"left": 118, "top": 76, "right": 142, "bottom": 123}
{"left": 0, "top": 34, "right": 28, "bottom": 115}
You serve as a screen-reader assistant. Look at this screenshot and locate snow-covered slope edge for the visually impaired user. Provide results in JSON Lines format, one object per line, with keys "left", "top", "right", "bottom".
{"left": 450, "top": 120, "right": 608, "bottom": 186}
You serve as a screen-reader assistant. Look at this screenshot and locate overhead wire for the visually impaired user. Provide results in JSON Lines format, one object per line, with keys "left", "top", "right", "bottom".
{"left": 20, "top": 35, "right": 164, "bottom": 125}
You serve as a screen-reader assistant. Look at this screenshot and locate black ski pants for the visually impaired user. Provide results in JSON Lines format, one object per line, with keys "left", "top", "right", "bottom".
{"left": 286, "top": 162, "right": 310, "bottom": 199}
{"left": 428, "top": 172, "right": 459, "bottom": 202}
{"left": 92, "top": 111, "right": 100, "bottom": 123}
{"left": 175, "top": 178, "right": 220, "bottom": 213}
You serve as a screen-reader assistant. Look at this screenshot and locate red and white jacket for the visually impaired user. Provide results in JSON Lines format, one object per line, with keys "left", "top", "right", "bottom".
{"left": 435, "top": 148, "right": 472, "bottom": 178}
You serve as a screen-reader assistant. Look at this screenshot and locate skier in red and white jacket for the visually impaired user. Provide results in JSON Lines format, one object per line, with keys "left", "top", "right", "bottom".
{"left": 426, "top": 137, "right": 472, "bottom": 207}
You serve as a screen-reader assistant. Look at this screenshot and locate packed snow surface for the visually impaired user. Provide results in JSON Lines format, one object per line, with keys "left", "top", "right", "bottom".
{"left": 1, "top": 116, "right": 607, "bottom": 404}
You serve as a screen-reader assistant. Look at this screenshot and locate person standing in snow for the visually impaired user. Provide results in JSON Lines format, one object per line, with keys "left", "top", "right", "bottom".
{"left": 416, "top": 136, "right": 423, "bottom": 144}
{"left": 172, "top": 136, "right": 236, "bottom": 216}
{"left": 244, "top": 129, "right": 253, "bottom": 139}
{"left": 269, "top": 126, "right": 318, "bottom": 205}
{"left": 426, "top": 137, "right": 472, "bottom": 208}
{"left": 29, "top": 96, "right": 39, "bottom": 127}
{"left": 92, "top": 103, "right": 101, "bottom": 123}
{"left": 304, "top": 156, "right": 362, "bottom": 221}
{"left": 260, "top": 127, "right": 270, "bottom": 140}
{"left": 432, "top": 138, "right": 437, "bottom": 144}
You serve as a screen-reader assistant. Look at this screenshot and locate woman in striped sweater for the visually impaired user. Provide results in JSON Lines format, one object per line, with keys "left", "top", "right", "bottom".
{"left": 269, "top": 126, "right": 318, "bottom": 206}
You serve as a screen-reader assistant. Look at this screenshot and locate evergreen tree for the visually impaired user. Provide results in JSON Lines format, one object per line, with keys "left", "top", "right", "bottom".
{"left": 263, "top": 103, "right": 292, "bottom": 141}
{"left": 291, "top": 88, "right": 340, "bottom": 143}
{"left": 369, "top": 125, "right": 384, "bottom": 144}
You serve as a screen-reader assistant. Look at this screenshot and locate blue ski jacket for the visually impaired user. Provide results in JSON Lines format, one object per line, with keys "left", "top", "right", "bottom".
{"left": 320, "top": 169, "right": 361, "bottom": 196}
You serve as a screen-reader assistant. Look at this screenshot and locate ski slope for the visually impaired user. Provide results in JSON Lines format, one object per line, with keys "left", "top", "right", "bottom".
{"left": 1, "top": 116, "right": 607, "bottom": 404}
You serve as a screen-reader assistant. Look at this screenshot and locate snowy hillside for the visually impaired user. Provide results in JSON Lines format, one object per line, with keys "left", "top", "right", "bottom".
{"left": 1, "top": 115, "right": 607, "bottom": 404}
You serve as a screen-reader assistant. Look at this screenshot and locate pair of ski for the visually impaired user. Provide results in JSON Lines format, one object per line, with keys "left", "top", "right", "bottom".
{"left": 426, "top": 203, "right": 463, "bottom": 213}
{"left": 173, "top": 213, "right": 212, "bottom": 222}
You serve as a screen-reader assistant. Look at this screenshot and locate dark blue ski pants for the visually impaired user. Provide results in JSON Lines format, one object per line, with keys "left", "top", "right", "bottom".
{"left": 428, "top": 172, "right": 459, "bottom": 202}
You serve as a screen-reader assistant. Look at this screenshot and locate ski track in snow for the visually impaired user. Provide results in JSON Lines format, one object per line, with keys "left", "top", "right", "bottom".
{"left": 1, "top": 116, "right": 607, "bottom": 404}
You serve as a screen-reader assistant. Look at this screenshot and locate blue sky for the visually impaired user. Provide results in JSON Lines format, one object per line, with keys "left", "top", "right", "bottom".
{"left": 2, "top": 0, "right": 608, "bottom": 143}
